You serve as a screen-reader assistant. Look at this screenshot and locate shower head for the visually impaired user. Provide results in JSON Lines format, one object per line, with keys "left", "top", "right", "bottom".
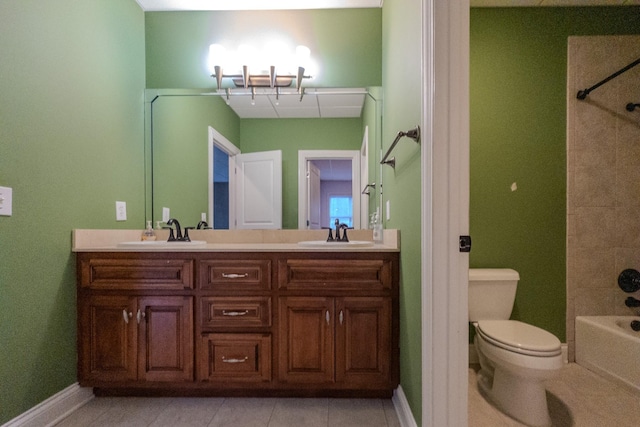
{"left": 625, "top": 103, "right": 640, "bottom": 112}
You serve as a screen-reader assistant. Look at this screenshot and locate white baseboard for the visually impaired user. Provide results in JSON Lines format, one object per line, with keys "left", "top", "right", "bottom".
{"left": 392, "top": 385, "right": 418, "bottom": 427}
{"left": 1, "top": 383, "right": 93, "bottom": 427}
{"left": 469, "top": 343, "right": 569, "bottom": 365}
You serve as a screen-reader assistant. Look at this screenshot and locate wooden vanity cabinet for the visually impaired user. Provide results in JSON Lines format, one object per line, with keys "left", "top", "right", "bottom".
{"left": 76, "top": 250, "right": 398, "bottom": 396}
{"left": 277, "top": 255, "right": 398, "bottom": 391}
{"left": 77, "top": 254, "right": 194, "bottom": 385}
{"left": 196, "top": 256, "right": 273, "bottom": 384}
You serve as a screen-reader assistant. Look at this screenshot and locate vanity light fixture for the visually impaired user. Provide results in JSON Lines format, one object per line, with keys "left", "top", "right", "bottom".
{"left": 209, "top": 43, "right": 312, "bottom": 97}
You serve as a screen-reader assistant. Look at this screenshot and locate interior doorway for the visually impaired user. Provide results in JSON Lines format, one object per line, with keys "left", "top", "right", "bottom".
{"left": 297, "top": 150, "right": 361, "bottom": 229}
{"left": 208, "top": 126, "right": 240, "bottom": 229}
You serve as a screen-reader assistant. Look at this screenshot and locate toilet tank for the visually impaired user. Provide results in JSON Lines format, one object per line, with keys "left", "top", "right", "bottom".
{"left": 468, "top": 268, "right": 520, "bottom": 321}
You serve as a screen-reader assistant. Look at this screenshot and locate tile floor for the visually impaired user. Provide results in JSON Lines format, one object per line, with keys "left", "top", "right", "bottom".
{"left": 55, "top": 396, "right": 401, "bottom": 427}
{"left": 469, "top": 363, "right": 640, "bottom": 427}
{"left": 56, "top": 363, "right": 640, "bottom": 427}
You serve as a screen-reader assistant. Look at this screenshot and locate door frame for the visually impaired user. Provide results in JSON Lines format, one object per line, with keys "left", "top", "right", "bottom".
{"left": 421, "top": 1, "right": 469, "bottom": 426}
{"left": 208, "top": 126, "right": 240, "bottom": 228}
{"left": 297, "top": 150, "right": 361, "bottom": 230}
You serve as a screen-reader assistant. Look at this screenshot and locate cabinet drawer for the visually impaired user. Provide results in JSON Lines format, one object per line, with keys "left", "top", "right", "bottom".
{"left": 278, "top": 259, "right": 392, "bottom": 290}
{"left": 199, "top": 260, "right": 271, "bottom": 291}
{"left": 198, "top": 333, "right": 271, "bottom": 382}
{"left": 200, "top": 297, "right": 271, "bottom": 329}
{"left": 80, "top": 258, "right": 194, "bottom": 290}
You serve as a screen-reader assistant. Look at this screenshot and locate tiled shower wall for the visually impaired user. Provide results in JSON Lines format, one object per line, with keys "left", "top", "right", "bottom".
{"left": 567, "top": 36, "right": 640, "bottom": 362}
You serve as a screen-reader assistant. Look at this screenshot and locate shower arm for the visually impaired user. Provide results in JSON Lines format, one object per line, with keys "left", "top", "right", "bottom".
{"left": 576, "top": 57, "right": 640, "bottom": 100}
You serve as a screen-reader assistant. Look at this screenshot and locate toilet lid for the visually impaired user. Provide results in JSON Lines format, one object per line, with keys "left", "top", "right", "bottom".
{"left": 477, "top": 320, "right": 561, "bottom": 356}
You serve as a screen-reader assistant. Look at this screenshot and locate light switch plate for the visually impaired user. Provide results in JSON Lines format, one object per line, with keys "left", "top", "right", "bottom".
{"left": 386, "top": 200, "right": 391, "bottom": 221}
{"left": 116, "top": 201, "right": 127, "bottom": 221}
{"left": 0, "top": 186, "right": 13, "bottom": 216}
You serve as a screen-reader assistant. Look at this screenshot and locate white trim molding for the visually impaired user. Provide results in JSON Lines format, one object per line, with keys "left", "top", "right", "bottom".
{"left": 393, "top": 386, "right": 419, "bottom": 427}
{"left": 422, "top": 0, "right": 470, "bottom": 426}
{"left": 1, "top": 383, "right": 93, "bottom": 427}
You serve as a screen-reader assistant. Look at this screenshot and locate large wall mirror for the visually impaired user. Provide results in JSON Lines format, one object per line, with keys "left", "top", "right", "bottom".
{"left": 145, "top": 87, "right": 383, "bottom": 230}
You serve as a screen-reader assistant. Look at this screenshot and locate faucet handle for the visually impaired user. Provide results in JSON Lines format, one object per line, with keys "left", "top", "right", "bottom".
{"left": 183, "top": 227, "right": 194, "bottom": 242}
{"left": 163, "top": 227, "right": 176, "bottom": 241}
{"left": 326, "top": 229, "right": 335, "bottom": 242}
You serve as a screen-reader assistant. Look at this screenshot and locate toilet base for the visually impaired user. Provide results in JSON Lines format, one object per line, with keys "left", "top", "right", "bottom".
{"left": 477, "top": 365, "right": 551, "bottom": 427}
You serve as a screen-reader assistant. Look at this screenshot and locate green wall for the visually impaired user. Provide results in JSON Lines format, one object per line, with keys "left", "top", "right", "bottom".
{"left": 382, "top": 0, "right": 423, "bottom": 423}
{"left": 151, "top": 94, "right": 241, "bottom": 225}
{"left": 145, "top": 9, "right": 382, "bottom": 89}
{"left": 470, "top": 6, "right": 640, "bottom": 343}
{"left": 0, "top": 0, "right": 146, "bottom": 423}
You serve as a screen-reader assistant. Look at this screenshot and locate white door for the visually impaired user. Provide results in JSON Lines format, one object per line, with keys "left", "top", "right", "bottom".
{"left": 307, "top": 161, "right": 321, "bottom": 229}
{"left": 233, "top": 150, "right": 282, "bottom": 229}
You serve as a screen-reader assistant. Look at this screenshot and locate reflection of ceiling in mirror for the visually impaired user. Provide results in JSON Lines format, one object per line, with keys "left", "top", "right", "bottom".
{"left": 226, "top": 88, "right": 366, "bottom": 119}
{"left": 311, "top": 160, "right": 352, "bottom": 181}
{"left": 135, "top": 0, "right": 382, "bottom": 11}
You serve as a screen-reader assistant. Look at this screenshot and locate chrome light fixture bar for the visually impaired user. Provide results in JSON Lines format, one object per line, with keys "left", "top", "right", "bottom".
{"left": 209, "top": 44, "right": 312, "bottom": 94}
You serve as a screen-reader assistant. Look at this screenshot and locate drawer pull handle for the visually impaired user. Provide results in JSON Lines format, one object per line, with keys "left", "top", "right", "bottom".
{"left": 222, "top": 273, "right": 249, "bottom": 279}
{"left": 222, "top": 356, "right": 249, "bottom": 364}
{"left": 326, "top": 310, "right": 330, "bottom": 325}
{"left": 339, "top": 310, "right": 344, "bottom": 325}
{"left": 222, "top": 310, "right": 249, "bottom": 317}
{"left": 122, "top": 310, "right": 132, "bottom": 324}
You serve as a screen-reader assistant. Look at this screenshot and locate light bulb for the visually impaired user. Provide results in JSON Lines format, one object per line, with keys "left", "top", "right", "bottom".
{"left": 208, "top": 44, "right": 226, "bottom": 74}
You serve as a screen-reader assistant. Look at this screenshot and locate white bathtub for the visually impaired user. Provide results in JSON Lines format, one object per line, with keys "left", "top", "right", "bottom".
{"left": 575, "top": 316, "right": 640, "bottom": 394}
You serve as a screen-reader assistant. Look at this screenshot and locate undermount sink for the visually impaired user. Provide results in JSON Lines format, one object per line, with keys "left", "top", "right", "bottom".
{"left": 297, "top": 240, "right": 374, "bottom": 248}
{"left": 117, "top": 240, "right": 207, "bottom": 248}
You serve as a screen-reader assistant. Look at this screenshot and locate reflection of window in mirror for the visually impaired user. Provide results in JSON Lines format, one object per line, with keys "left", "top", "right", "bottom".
{"left": 329, "top": 195, "right": 353, "bottom": 228}
{"left": 213, "top": 145, "right": 229, "bottom": 229}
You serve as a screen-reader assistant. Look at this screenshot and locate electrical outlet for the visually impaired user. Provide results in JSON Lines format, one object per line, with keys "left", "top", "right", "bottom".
{"left": 201, "top": 212, "right": 207, "bottom": 222}
{"left": 116, "top": 201, "right": 127, "bottom": 221}
{"left": 162, "top": 207, "right": 170, "bottom": 222}
{"left": 0, "top": 186, "right": 13, "bottom": 217}
{"left": 386, "top": 200, "right": 391, "bottom": 221}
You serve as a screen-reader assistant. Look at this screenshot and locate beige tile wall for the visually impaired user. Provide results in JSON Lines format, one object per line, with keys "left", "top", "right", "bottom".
{"left": 567, "top": 35, "right": 640, "bottom": 361}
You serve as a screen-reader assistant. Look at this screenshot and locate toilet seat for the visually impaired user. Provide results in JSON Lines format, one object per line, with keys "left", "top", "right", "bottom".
{"left": 476, "top": 320, "right": 561, "bottom": 357}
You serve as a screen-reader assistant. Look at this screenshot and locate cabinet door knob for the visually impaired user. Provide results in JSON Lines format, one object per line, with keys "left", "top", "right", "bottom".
{"left": 136, "top": 309, "right": 146, "bottom": 324}
{"left": 326, "top": 310, "right": 330, "bottom": 325}
{"left": 122, "top": 310, "right": 132, "bottom": 324}
{"left": 339, "top": 310, "right": 344, "bottom": 325}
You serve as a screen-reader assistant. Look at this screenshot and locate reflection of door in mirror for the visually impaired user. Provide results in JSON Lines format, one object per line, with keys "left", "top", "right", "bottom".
{"left": 307, "top": 161, "right": 321, "bottom": 229}
{"left": 208, "top": 127, "right": 240, "bottom": 229}
{"left": 212, "top": 146, "right": 229, "bottom": 229}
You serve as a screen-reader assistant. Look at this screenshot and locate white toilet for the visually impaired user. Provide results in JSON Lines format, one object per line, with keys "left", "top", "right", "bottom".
{"left": 469, "top": 268, "right": 562, "bottom": 427}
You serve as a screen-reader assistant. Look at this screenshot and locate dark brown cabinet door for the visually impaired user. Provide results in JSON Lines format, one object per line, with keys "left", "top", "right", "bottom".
{"left": 335, "top": 297, "right": 391, "bottom": 386}
{"left": 278, "top": 297, "right": 334, "bottom": 383}
{"left": 80, "top": 295, "right": 137, "bottom": 383}
{"left": 138, "top": 296, "right": 193, "bottom": 382}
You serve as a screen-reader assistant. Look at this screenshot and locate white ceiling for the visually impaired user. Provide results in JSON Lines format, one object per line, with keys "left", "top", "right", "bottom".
{"left": 136, "top": 0, "right": 382, "bottom": 11}
{"left": 136, "top": 0, "right": 639, "bottom": 10}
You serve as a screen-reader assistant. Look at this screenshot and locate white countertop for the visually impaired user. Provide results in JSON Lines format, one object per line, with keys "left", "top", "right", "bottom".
{"left": 72, "top": 229, "right": 400, "bottom": 253}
